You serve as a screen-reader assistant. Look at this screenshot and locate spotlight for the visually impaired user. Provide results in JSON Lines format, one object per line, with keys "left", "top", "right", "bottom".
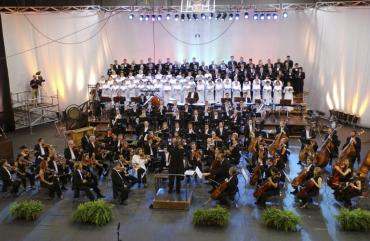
{"left": 235, "top": 13, "right": 240, "bottom": 20}
{"left": 187, "top": 13, "right": 191, "bottom": 21}
{"left": 145, "top": 15, "right": 149, "bottom": 21}
{"left": 139, "top": 15, "right": 144, "bottom": 21}
{"left": 283, "top": 11, "right": 288, "bottom": 18}
{"left": 175, "top": 14, "right": 179, "bottom": 21}
{"left": 201, "top": 13, "right": 206, "bottom": 20}
{"left": 181, "top": 14, "right": 185, "bottom": 21}
{"left": 273, "top": 13, "right": 278, "bottom": 20}
{"left": 166, "top": 14, "right": 171, "bottom": 20}
{"left": 208, "top": 13, "right": 213, "bottom": 20}
{"left": 157, "top": 15, "right": 162, "bottom": 21}
{"left": 229, "top": 13, "right": 233, "bottom": 21}
{"left": 151, "top": 15, "right": 156, "bottom": 21}
{"left": 244, "top": 12, "right": 249, "bottom": 19}
{"left": 253, "top": 13, "right": 258, "bottom": 20}
{"left": 260, "top": 14, "right": 265, "bottom": 20}
{"left": 222, "top": 13, "right": 227, "bottom": 20}
{"left": 266, "top": 13, "right": 271, "bottom": 20}
{"left": 193, "top": 13, "right": 198, "bottom": 21}
{"left": 129, "top": 14, "right": 134, "bottom": 20}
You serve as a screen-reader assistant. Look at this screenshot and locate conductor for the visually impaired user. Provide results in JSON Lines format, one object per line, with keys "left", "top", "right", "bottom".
{"left": 168, "top": 138, "right": 185, "bottom": 194}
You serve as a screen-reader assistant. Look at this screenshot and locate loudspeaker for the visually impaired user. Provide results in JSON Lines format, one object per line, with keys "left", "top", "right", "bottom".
{"left": 0, "top": 138, "right": 13, "bottom": 161}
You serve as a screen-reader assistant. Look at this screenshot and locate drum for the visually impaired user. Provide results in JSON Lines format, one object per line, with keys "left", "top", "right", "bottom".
{"left": 151, "top": 96, "right": 161, "bottom": 107}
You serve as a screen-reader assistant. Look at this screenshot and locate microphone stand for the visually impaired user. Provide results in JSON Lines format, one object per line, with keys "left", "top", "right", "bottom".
{"left": 117, "top": 222, "right": 121, "bottom": 241}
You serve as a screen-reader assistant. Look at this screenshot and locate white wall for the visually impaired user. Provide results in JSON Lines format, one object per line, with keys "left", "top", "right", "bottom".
{"left": 1, "top": 7, "right": 370, "bottom": 126}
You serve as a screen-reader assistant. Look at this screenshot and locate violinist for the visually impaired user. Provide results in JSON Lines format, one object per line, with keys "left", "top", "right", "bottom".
{"left": 34, "top": 138, "right": 49, "bottom": 164}
{"left": 245, "top": 119, "right": 257, "bottom": 147}
{"left": 187, "top": 142, "right": 202, "bottom": 172}
{"left": 215, "top": 166, "right": 239, "bottom": 207}
{"left": 132, "top": 148, "right": 149, "bottom": 188}
{"left": 88, "top": 135, "right": 97, "bottom": 157}
{"left": 276, "top": 120, "right": 288, "bottom": 136}
{"left": 254, "top": 167, "right": 280, "bottom": 208}
{"left": 0, "top": 159, "right": 21, "bottom": 196}
{"left": 334, "top": 172, "right": 362, "bottom": 208}
{"left": 38, "top": 158, "right": 63, "bottom": 199}
{"left": 47, "top": 154, "right": 68, "bottom": 191}
{"left": 111, "top": 162, "right": 130, "bottom": 205}
{"left": 291, "top": 157, "right": 315, "bottom": 195}
{"left": 228, "top": 137, "right": 241, "bottom": 165}
{"left": 342, "top": 130, "right": 362, "bottom": 167}
{"left": 72, "top": 162, "right": 99, "bottom": 201}
{"left": 297, "top": 167, "right": 322, "bottom": 208}
{"left": 158, "top": 121, "right": 170, "bottom": 141}
{"left": 14, "top": 154, "right": 36, "bottom": 191}
{"left": 328, "top": 159, "right": 352, "bottom": 190}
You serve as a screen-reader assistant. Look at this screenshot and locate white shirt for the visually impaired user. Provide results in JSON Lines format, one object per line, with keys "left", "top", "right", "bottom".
{"left": 40, "top": 144, "right": 45, "bottom": 156}
{"left": 69, "top": 147, "right": 76, "bottom": 160}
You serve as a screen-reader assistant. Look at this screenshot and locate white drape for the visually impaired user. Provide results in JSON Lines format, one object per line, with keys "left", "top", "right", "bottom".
{"left": 1, "top": 7, "right": 370, "bottom": 126}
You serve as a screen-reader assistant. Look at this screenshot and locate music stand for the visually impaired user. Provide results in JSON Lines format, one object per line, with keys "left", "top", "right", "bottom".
{"left": 131, "top": 97, "right": 141, "bottom": 104}
{"left": 186, "top": 98, "right": 197, "bottom": 105}
{"left": 234, "top": 97, "right": 246, "bottom": 103}
{"left": 279, "top": 99, "right": 292, "bottom": 118}
{"left": 221, "top": 98, "right": 232, "bottom": 104}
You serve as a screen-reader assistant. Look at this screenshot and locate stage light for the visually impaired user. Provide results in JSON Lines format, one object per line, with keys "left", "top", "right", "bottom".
{"left": 253, "top": 13, "right": 258, "bottom": 20}
{"left": 260, "top": 14, "right": 265, "bottom": 20}
{"left": 244, "top": 12, "right": 249, "bottom": 19}
{"left": 273, "top": 13, "right": 278, "bottom": 20}
{"left": 201, "top": 13, "right": 206, "bottom": 20}
{"left": 181, "top": 14, "right": 185, "bottom": 21}
{"left": 208, "top": 13, "right": 213, "bottom": 20}
{"left": 193, "top": 13, "right": 198, "bottom": 21}
{"left": 283, "top": 11, "right": 288, "bottom": 18}
{"left": 174, "top": 14, "right": 179, "bottom": 21}
{"left": 222, "top": 13, "right": 227, "bottom": 20}
{"left": 145, "top": 15, "right": 149, "bottom": 21}
{"left": 266, "top": 13, "right": 271, "bottom": 20}
{"left": 129, "top": 14, "right": 134, "bottom": 20}
{"left": 229, "top": 14, "right": 233, "bottom": 21}
{"left": 157, "top": 15, "right": 162, "bottom": 21}
{"left": 151, "top": 15, "right": 156, "bottom": 21}
{"left": 166, "top": 14, "right": 171, "bottom": 20}
{"left": 235, "top": 13, "right": 240, "bottom": 20}
{"left": 139, "top": 15, "right": 144, "bottom": 21}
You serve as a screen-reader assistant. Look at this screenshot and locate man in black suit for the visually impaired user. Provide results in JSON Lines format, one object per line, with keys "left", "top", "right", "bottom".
{"left": 172, "top": 121, "right": 184, "bottom": 137}
{"left": 215, "top": 122, "right": 228, "bottom": 141}
{"left": 88, "top": 135, "right": 97, "bottom": 157}
{"left": 208, "top": 152, "right": 231, "bottom": 189}
{"left": 72, "top": 163, "right": 103, "bottom": 200}
{"left": 34, "top": 138, "right": 49, "bottom": 164}
{"left": 111, "top": 162, "right": 129, "bottom": 205}
{"left": 64, "top": 140, "right": 80, "bottom": 169}
{"left": 342, "top": 130, "right": 362, "bottom": 167}
{"left": 284, "top": 55, "right": 294, "bottom": 69}
{"left": 228, "top": 56, "right": 238, "bottom": 70}
{"left": 276, "top": 121, "right": 289, "bottom": 136}
{"left": 48, "top": 156, "right": 68, "bottom": 190}
{"left": 0, "top": 159, "right": 20, "bottom": 195}
{"left": 168, "top": 139, "right": 185, "bottom": 193}
{"left": 299, "top": 125, "right": 316, "bottom": 150}
{"left": 81, "top": 132, "right": 90, "bottom": 152}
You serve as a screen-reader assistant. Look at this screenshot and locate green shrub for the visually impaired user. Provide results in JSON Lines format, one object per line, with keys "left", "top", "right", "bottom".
{"left": 192, "top": 206, "right": 230, "bottom": 227}
{"left": 10, "top": 200, "right": 44, "bottom": 221}
{"left": 72, "top": 200, "right": 113, "bottom": 226}
{"left": 262, "top": 208, "right": 301, "bottom": 232}
{"left": 336, "top": 208, "right": 370, "bottom": 232}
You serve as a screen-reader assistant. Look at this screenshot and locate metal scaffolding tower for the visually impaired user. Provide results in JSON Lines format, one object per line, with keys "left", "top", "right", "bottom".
{"left": 11, "top": 90, "right": 60, "bottom": 134}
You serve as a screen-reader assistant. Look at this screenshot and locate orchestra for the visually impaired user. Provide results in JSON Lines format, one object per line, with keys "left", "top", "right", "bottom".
{"left": 0, "top": 56, "right": 368, "bottom": 214}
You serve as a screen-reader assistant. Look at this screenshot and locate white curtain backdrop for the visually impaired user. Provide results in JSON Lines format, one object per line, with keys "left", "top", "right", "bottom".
{"left": 1, "top": 7, "right": 370, "bottom": 126}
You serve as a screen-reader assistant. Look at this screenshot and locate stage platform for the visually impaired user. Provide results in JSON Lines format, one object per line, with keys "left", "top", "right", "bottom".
{"left": 152, "top": 188, "right": 193, "bottom": 210}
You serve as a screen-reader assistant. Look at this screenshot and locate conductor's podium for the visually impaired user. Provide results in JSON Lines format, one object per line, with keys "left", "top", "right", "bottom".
{"left": 152, "top": 173, "right": 193, "bottom": 210}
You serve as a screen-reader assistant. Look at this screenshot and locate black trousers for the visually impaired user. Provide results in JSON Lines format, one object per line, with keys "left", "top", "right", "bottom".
{"left": 137, "top": 168, "right": 147, "bottom": 184}
{"left": 168, "top": 170, "right": 183, "bottom": 191}
{"left": 1, "top": 179, "right": 21, "bottom": 194}
{"left": 74, "top": 184, "right": 95, "bottom": 201}
{"left": 116, "top": 186, "right": 129, "bottom": 203}
{"left": 18, "top": 172, "right": 35, "bottom": 188}
{"left": 42, "top": 178, "right": 62, "bottom": 198}
{"left": 256, "top": 189, "right": 280, "bottom": 206}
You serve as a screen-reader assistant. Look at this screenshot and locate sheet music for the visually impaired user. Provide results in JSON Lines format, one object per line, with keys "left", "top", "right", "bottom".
{"left": 195, "top": 167, "right": 203, "bottom": 179}
{"left": 184, "top": 170, "right": 195, "bottom": 176}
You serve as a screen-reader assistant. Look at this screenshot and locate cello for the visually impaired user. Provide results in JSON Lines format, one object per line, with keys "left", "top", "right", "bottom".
{"left": 358, "top": 151, "right": 370, "bottom": 179}
{"left": 211, "top": 179, "right": 229, "bottom": 200}
{"left": 296, "top": 179, "right": 316, "bottom": 199}
{"left": 268, "top": 132, "right": 288, "bottom": 156}
{"left": 253, "top": 172, "right": 279, "bottom": 198}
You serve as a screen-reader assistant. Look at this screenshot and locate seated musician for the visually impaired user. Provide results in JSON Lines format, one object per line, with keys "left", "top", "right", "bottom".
{"left": 38, "top": 158, "right": 63, "bottom": 199}
{"left": 158, "top": 146, "right": 171, "bottom": 171}
{"left": 158, "top": 121, "right": 170, "bottom": 141}
{"left": 132, "top": 148, "right": 149, "bottom": 188}
{"left": 216, "top": 166, "right": 239, "bottom": 207}
{"left": 48, "top": 154, "right": 68, "bottom": 191}
{"left": 215, "top": 121, "right": 228, "bottom": 142}
{"left": 326, "top": 128, "right": 340, "bottom": 164}
{"left": 81, "top": 132, "right": 90, "bottom": 152}
{"left": 255, "top": 167, "right": 280, "bottom": 208}
{"left": 186, "top": 142, "right": 202, "bottom": 174}
{"left": 342, "top": 130, "right": 362, "bottom": 167}
{"left": 0, "top": 159, "right": 21, "bottom": 196}
{"left": 64, "top": 140, "right": 80, "bottom": 169}
{"left": 245, "top": 119, "right": 257, "bottom": 146}
{"left": 205, "top": 152, "right": 231, "bottom": 192}
{"left": 229, "top": 137, "right": 241, "bottom": 165}
{"left": 93, "top": 146, "right": 110, "bottom": 177}
{"left": 88, "top": 135, "right": 97, "bottom": 157}
{"left": 300, "top": 125, "right": 316, "bottom": 151}
{"left": 291, "top": 156, "right": 315, "bottom": 195}
{"left": 191, "top": 109, "right": 203, "bottom": 130}
{"left": 73, "top": 162, "right": 103, "bottom": 201}
{"left": 297, "top": 167, "right": 322, "bottom": 208}
{"left": 138, "top": 120, "right": 151, "bottom": 144}
{"left": 334, "top": 172, "right": 362, "bottom": 208}
{"left": 15, "top": 149, "right": 36, "bottom": 191}
{"left": 111, "top": 162, "right": 130, "bottom": 205}
{"left": 328, "top": 158, "right": 352, "bottom": 189}
{"left": 185, "top": 122, "right": 197, "bottom": 142}
{"left": 34, "top": 138, "right": 49, "bottom": 165}
{"left": 276, "top": 120, "right": 288, "bottom": 136}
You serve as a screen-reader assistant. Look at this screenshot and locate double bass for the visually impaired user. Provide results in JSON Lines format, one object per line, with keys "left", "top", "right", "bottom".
{"left": 268, "top": 132, "right": 288, "bottom": 156}
{"left": 358, "top": 151, "right": 370, "bottom": 179}
{"left": 315, "top": 137, "right": 336, "bottom": 167}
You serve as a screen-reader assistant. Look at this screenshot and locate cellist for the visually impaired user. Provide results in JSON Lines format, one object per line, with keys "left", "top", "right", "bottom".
{"left": 334, "top": 172, "right": 362, "bottom": 208}
{"left": 291, "top": 156, "right": 315, "bottom": 195}
{"left": 297, "top": 167, "right": 322, "bottom": 208}
{"left": 254, "top": 167, "right": 280, "bottom": 208}
{"left": 328, "top": 158, "right": 352, "bottom": 190}
{"left": 215, "top": 166, "right": 239, "bottom": 207}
